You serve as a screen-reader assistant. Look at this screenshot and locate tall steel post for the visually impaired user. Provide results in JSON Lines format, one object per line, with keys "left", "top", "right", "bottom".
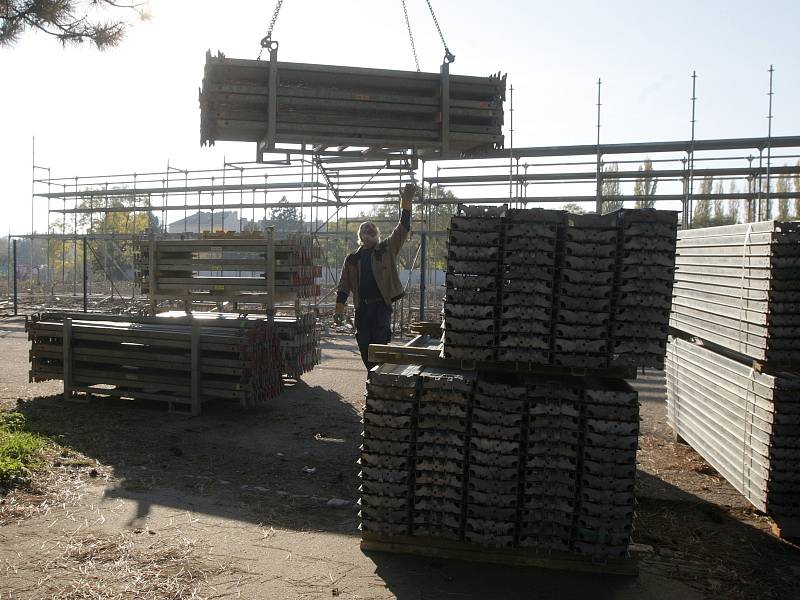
{"left": 688, "top": 71, "right": 697, "bottom": 227}
{"left": 82, "top": 236, "right": 88, "bottom": 312}
{"left": 595, "top": 78, "right": 603, "bottom": 214}
{"left": 509, "top": 84, "right": 514, "bottom": 204}
{"left": 12, "top": 239, "right": 18, "bottom": 316}
{"left": 765, "top": 65, "right": 774, "bottom": 220}
{"left": 419, "top": 231, "right": 427, "bottom": 321}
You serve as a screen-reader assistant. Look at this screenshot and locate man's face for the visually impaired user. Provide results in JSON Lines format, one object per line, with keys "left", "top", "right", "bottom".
{"left": 360, "top": 222, "right": 379, "bottom": 248}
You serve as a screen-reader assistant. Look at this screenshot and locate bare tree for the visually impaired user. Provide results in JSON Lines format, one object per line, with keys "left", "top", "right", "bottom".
{"left": 1, "top": 0, "right": 147, "bottom": 48}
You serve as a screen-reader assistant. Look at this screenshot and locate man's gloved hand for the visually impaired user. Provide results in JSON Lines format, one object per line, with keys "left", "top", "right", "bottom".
{"left": 334, "top": 302, "right": 346, "bottom": 325}
{"left": 401, "top": 183, "right": 415, "bottom": 211}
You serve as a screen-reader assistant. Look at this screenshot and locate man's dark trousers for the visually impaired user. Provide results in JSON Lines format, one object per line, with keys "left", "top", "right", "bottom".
{"left": 355, "top": 301, "right": 392, "bottom": 370}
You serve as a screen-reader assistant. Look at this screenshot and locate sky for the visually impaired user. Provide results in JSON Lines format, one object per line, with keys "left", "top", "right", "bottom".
{"left": 2, "top": 0, "right": 799, "bottom": 233}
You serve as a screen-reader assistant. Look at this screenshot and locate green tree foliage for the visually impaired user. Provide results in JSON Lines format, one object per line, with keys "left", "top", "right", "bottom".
{"left": 794, "top": 160, "right": 800, "bottom": 218}
{"left": 777, "top": 176, "right": 791, "bottom": 220}
{"left": 727, "top": 181, "right": 741, "bottom": 224}
{"left": 633, "top": 159, "right": 658, "bottom": 208}
{"left": 562, "top": 203, "right": 586, "bottom": 214}
{"left": 47, "top": 192, "right": 151, "bottom": 282}
{"left": 691, "top": 176, "right": 713, "bottom": 228}
{"left": 692, "top": 176, "right": 736, "bottom": 228}
{"left": 271, "top": 196, "right": 303, "bottom": 231}
{"left": 0, "top": 0, "right": 147, "bottom": 48}
{"left": 712, "top": 180, "right": 726, "bottom": 223}
{"left": 601, "top": 163, "right": 623, "bottom": 214}
{"left": 0, "top": 236, "right": 8, "bottom": 277}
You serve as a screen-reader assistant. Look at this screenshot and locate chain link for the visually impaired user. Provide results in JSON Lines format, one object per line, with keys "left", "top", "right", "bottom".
{"left": 401, "top": 0, "right": 421, "bottom": 72}
{"left": 257, "top": 0, "right": 284, "bottom": 59}
{"left": 425, "top": 0, "right": 454, "bottom": 62}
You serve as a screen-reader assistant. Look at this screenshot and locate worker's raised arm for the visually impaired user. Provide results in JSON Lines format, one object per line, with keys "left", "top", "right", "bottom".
{"left": 388, "top": 183, "right": 414, "bottom": 256}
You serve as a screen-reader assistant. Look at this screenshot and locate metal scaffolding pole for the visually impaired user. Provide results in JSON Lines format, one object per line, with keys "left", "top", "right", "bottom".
{"left": 82, "top": 237, "right": 88, "bottom": 312}
{"left": 595, "top": 78, "right": 603, "bottom": 214}
{"left": 765, "top": 65, "right": 775, "bottom": 220}
{"left": 419, "top": 231, "right": 427, "bottom": 321}
{"left": 12, "top": 239, "right": 18, "bottom": 316}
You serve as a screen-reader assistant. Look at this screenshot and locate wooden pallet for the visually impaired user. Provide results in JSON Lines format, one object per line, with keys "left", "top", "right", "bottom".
{"left": 409, "top": 321, "right": 443, "bottom": 337}
{"left": 360, "top": 533, "right": 638, "bottom": 576}
{"left": 368, "top": 337, "right": 638, "bottom": 379}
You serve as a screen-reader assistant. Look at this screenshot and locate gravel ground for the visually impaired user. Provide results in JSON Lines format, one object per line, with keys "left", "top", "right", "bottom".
{"left": 0, "top": 316, "right": 797, "bottom": 599}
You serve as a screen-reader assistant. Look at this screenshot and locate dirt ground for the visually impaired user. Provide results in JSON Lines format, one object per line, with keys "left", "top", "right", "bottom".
{"left": 0, "top": 316, "right": 798, "bottom": 599}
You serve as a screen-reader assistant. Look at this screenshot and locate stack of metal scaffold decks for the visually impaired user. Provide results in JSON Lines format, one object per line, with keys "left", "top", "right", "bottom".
{"left": 666, "top": 337, "right": 800, "bottom": 537}
{"left": 415, "top": 368, "right": 477, "bottom": 541}
{"left": 671, "top": 220, "right": 800, "bottom": 365}
{"left": 466, "top": 377, "right": 524, "bottom": 547}
{"left": 613, "top": 210, "right": 677, "bottom": 368}
{"left": 359, "top": 364, "right": 639, "bottom": 570}
{"left": 442, "top": 205, "right": 505, "bottom": 361}
{"left": 499, "top": 209, "right": 560, "bottom": 364}
{"left": 442, "top": 206, "right": 677, "bottom": 370}
{"left": 550, "top": 212, "right": 620, "bottom": 369}
{"left": 359, "top": 364, "right": 421, "bottom": 537}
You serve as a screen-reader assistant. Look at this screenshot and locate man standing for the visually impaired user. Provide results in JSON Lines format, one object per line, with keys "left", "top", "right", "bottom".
{"left": 335, "top": 183, "right": 415, "bottom": 369}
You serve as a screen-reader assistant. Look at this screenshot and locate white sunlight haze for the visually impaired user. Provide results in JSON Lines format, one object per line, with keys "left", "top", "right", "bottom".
{"left": 2, "top": 0, "right": 799, "bottom": 233}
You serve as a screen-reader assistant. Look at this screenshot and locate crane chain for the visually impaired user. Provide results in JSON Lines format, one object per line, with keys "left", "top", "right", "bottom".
{"left": 425, "top": 0, "right": 454, "bottom": 63}
{"left": 401, "top": 0, "right": 421, "bottom": 72}
{"left": 258, "top": 0, "right": 284, "bottom": 59}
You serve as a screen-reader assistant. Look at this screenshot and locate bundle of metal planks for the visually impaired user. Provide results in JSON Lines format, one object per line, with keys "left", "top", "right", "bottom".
{"left": 666, "top": 337, "right": 800, "bottom": 536}
{"left": 442, "top": 206, "right": 677, "bottom": 369}
{"left": 199, "top": 52, "right": 505, "bottom": 155}
{"left": 273, "top": 311, "right": 321, "bottom": 379}
{"left": 443, "top": 205, "right": 506, "bottom": 362}
{"left": 671, "top": 221, "right": 800, "bottom": 365}
{"left": 360, "top": 364, "right": 639, "bottom": 567}
{"left": 156, "top": 311, "right": 321, "bottom": 379}
{"left": 27, "top": 312, "right": 284, "bottom": 414}
{"left": 136, "top": 233, "right": 321, "bottom": 305}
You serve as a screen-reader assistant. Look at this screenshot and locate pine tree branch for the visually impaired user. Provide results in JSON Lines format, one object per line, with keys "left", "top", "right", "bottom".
{"left": 1, "top": 0, "right": 143, "bottom": 48}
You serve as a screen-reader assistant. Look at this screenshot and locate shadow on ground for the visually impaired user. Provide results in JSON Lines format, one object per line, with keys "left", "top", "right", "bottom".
{"left": 634, "top": 469, "right": 799, "bottom": 600}
{"left": 362, "top": 469, "right": 798, "bottom": 600}
{"left": 15, "top": 371, "right": 365, "bottom": 534}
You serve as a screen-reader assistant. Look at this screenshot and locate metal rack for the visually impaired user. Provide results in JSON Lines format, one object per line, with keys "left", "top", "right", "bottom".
{"left": 134, "top": 229, "right": 321, "bottom": 314}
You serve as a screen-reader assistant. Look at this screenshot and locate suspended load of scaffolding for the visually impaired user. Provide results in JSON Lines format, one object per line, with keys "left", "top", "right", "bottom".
{"left": 199, "top": 51, "right": 505, "bottom": 156}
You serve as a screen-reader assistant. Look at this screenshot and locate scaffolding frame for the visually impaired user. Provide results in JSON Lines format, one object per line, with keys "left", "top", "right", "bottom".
{"left": 7, "top": 134, "right": 800, "bottom": 322}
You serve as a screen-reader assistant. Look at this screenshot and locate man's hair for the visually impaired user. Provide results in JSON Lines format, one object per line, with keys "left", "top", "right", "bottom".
{"left": 358, "top": 221, "right": 381, "bottom": 246}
